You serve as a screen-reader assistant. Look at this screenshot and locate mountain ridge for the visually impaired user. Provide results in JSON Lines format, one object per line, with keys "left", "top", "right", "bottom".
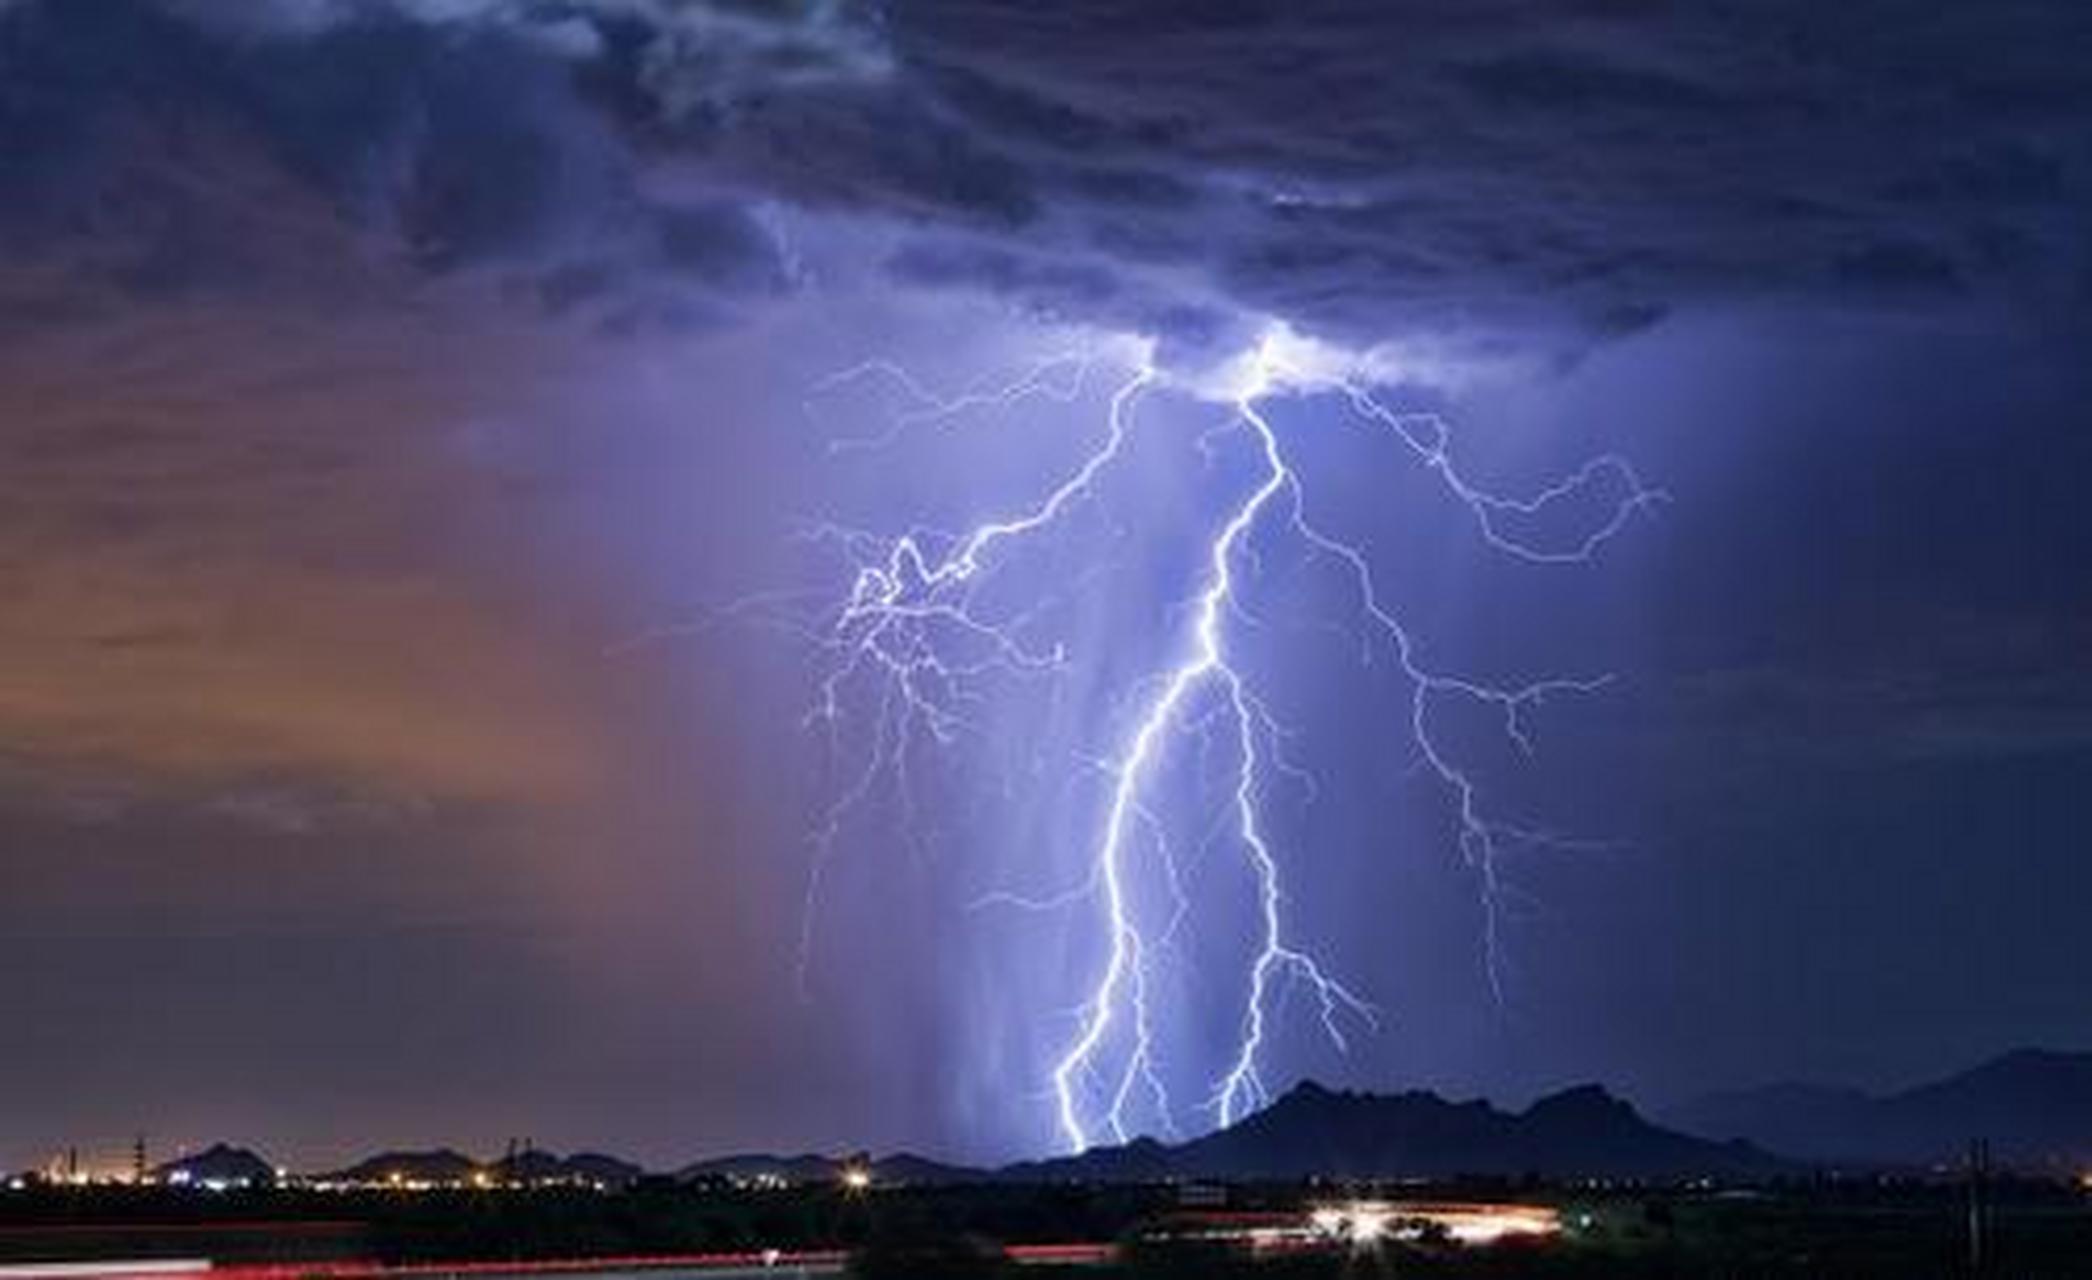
{"left": 999, "top": 1079, "right": 1787, "bottom": 1182}
{"left": 123, "top": 1049, "right": 2092, "bottom": 1185}
{"left": 1665, "top": 1047, "right": 2092, "bottom": 1167}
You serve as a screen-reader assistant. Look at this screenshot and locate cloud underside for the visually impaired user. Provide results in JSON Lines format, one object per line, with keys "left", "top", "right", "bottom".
{"left": 2, "top": 0, "right": 2087, "bottom": 351}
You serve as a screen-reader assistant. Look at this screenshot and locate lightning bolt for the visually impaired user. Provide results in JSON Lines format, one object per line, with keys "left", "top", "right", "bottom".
{"left": 755, "top": 325, "right": 1663, "bottom": 1152}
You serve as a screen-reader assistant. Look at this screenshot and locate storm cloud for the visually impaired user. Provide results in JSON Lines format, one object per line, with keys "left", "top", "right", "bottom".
{"left": 5, "top": 0, "right": 2089, "bottom": 350}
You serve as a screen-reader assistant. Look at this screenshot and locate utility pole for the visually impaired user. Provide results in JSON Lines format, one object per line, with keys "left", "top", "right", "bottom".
{"left": 132, "top": 1135, "right": 147, "bottom": 1186}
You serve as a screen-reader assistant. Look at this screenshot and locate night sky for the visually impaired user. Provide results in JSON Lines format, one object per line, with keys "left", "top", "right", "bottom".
{"left": 4, "top": 0, "right": 2090, "bottom": 1172}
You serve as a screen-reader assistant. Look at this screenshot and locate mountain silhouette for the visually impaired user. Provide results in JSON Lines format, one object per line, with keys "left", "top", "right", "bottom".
{"left": 1003, "top": 1080, "right": 1787, "bottom": 1181}
{"left": 560, "top": 1152, "right": 647, "bottom": 1187}
{"left": 495, "top": 1148, "right": 644, "bottom": 1187}
{"left": 324, "top": 1147, "right": 645, "bottom": 1186}
{"left": 679, "top": 1151, "right": 982, "bottom": 1185}
{"left": 156, "top": 1143, "right": 276, "bottom": 1186}
{"left": 1668, "top": 1048, "right": 2092, "bottom": 1168}
{"left": 330, "top": 1148, "right": 482, "bottom": 1184}
{"left": 680, "top": 1082, "right": 1783, "bottom": 1184}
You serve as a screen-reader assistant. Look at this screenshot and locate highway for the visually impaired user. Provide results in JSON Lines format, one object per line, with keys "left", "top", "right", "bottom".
{"left": 5, "top": 1246, "right": 1127, "bottom": 1280}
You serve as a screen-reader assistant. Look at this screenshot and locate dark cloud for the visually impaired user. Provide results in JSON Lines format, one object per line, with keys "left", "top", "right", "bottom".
{"left": 867, "top": 0, "right": 2092, "bottom": 347}
{"left": 885, "top": 241, "right": 1116, "bottom": 310}
{"left": 0, "top": 0, "right": 793, "bottom": 332}
{"left": 8, "top": 0, "right": 2088, "bottom": 349}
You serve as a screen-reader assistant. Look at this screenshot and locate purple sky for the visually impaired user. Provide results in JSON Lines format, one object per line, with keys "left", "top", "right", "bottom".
{"left": 3, "top": 0, "right": 2090, "bottom": 1172}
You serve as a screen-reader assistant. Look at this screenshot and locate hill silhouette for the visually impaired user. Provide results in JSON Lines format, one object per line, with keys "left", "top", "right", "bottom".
{"left": 1668, "top": 1048, "right": 2092, "bottom": 1167}
{"left": 330, "top": 1148, "right": 480, "bottom": 1185}
{"left": 681, "top": 1080, "right": 1785, "bottom": 1185}
{"left": 156, "top": 1143, "right": 275, "bottom": 1186}
{"left": 1004, "top": 1081, "right": 1788, "bottom": 1181}
{"left": 680, "top": 1151, "right": 982, "bottom": 1185}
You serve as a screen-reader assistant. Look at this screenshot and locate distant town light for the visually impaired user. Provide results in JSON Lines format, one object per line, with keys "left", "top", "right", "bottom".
{"left": 840, "top": 1167, "right": 872, "bottom": 1192}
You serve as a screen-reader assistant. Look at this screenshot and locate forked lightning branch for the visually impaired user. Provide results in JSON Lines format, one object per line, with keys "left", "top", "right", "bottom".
{"left": 756, "top": 326, "right": 1663, "bottom": 1153}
